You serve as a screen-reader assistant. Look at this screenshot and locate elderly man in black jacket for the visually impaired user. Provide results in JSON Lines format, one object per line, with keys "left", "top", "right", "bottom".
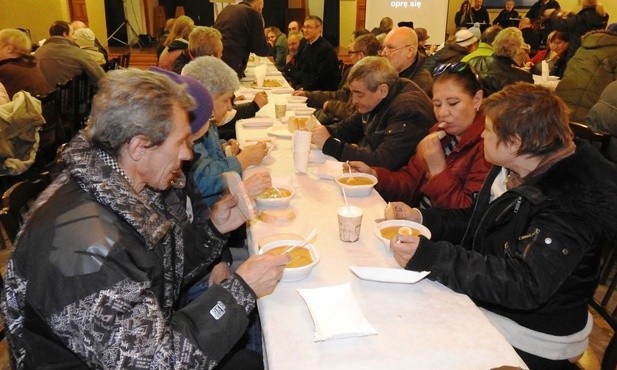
{"left": 380, "top": 27, "right": 433, "bottom": 96}
{"left": 311, "top": 56, "right": 435, "bottom": 171}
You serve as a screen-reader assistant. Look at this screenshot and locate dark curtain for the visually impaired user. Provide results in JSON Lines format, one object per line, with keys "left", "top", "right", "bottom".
{"left": 263, "top": 0, "right": 287, "bottom": 33}
{"left": 183, "top": 0, "right": 215, "bottom": 26}
{"left": 322, "top": 0, "right": 339, "bottom": 47}
{"left": 105, "top": 0, "right": 128, "bottom": 46}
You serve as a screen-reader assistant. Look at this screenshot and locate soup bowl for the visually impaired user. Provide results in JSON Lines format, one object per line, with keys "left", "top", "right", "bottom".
{"left": 287, "top": 96, "right": 308, "bottom": 103}
{"left": 260, "top": 239, "right": 320, "bottom": 282}
{"left": 374, "top": 219, "right": 431, "bottom": 254}
{"left": 335, "top": 173, "right": 378, "bottom": 197}
{"left": 255, "top": 184, "right": 295, "bottom": 209}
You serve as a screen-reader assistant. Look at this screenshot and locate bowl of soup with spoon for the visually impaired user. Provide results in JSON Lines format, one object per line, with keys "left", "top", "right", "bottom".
{"left": 260, "top": 239, "right": 320, "bottom": 281}
{"left": 374, "top": 219, "right": 431, "bottom": 254}
{"left": 335, "top": 173, "right": 378, "bottom": 197}
{"left": 255, "top": 184, "right": 294, "bottom": 209}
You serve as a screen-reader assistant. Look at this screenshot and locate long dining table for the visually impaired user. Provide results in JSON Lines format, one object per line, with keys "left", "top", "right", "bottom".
{"left": 233, "top": 69, "right": 528, "bottom": 369}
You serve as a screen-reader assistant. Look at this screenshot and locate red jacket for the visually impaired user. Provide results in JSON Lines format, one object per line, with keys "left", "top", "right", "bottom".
{"left": 374, "top": 112, "right": 490, "bottom": 209}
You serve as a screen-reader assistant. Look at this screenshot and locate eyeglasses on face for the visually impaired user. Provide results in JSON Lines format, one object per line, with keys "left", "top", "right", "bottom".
{"left": 379, "top": 44, "right": 411, "bottom": 55}
{"left": 303, "top": 25, "right": 318, "bottom": 30}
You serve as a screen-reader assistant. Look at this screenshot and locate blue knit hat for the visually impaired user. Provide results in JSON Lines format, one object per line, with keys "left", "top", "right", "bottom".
{"left": 149, "top": 67, "right": 213, "bottom": 135}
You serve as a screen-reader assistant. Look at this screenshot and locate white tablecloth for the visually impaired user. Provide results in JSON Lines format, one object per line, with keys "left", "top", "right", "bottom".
{"left": 235, "top": 85, "right": 528, "bottom": 370}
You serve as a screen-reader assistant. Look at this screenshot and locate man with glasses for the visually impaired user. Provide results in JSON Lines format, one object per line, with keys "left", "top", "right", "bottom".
{"left": 294, "top": 33, "right": 381, "bottom": 124}
{"left": 311, "top": 56, "right": 435, "bottom": 170}
{"left": 380, "top": 27, "right": 433, "bottom": 96}
{"left": 283, "top": 15, "right": 340, "bottom": 91}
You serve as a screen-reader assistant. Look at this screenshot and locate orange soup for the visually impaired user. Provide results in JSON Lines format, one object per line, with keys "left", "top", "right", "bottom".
{"left": 380, "top": 226, "right": 421, "bottom": 239}
{"left": 268, "top": 246, "right": 313, "bottom": 268}
{"left": 337, "top": 177, "right": 375, "bottom": 186}
{"left": 258, "top": 188, "right": 292, "bottom": 199}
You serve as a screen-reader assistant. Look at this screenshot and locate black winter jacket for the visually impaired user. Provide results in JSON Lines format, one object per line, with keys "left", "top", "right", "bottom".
{"left": 409, "top": 142, "right": 617, "bottom": 336}
{"left": 322, "top": 78, "right": 434, "bottom": 170}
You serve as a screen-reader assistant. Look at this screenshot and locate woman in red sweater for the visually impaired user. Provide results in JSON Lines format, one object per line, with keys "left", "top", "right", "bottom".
{"left": 348, "top": 62, "right": 491, "bottom": 209}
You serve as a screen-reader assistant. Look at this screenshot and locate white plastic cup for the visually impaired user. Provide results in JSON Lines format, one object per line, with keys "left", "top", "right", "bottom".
{"left": 293, "top": 150, "right": 310, "bottom": 173}
{"left": 292, "top": 130, "right": 312, "bottom": 151}
{"left": 254, "top": 65, "right": 267, "bottom": 87}
{"left": 337, "top": 205, "right": 363, "bottom": 242}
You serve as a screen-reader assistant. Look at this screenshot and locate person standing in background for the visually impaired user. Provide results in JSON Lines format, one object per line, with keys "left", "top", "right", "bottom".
{"left": 471, "top": 0, "right": 490, "bottom": 25}
{"left": 214, "top": 0, "right": 271, "bottom": 78}
{"left": 492, "top": 0, "right": 520, "bottom": 28}
{"left": 455, "top": 1, "right": 474, "bottom": 28}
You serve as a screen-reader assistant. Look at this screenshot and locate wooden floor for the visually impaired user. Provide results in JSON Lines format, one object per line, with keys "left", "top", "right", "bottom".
{"left": 0, "top": 46, "right": 612, "bottom": 368}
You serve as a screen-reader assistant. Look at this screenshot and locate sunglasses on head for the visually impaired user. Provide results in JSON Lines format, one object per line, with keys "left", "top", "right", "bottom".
{"left": 434, "top": 62, "right": 472, "bottom": 76}
{"left": 433, "top": 61, "right": 481, "bottom": 84}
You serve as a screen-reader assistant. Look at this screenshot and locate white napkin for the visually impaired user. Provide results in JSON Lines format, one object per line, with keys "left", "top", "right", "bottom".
{"left": 297, "top": 283, "right": 377, "bottom": 342}
{"left": 241, "top": 117, "right": 274, "bottom": 127}
{"left": 254, "top": 64, "right": 267, "bottom": 87}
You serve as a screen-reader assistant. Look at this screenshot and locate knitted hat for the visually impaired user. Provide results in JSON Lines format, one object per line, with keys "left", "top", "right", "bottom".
{"left": 74, "top": 28, "right": 96, "bottom": 48}
{"left": 468, "top": 23, "right": 482, "bottom": 41}
{"left": 455, "top": 29, "right": 478, "bottom": 47}
{"left": 415, "top": 28, "right": 429, "bottom": 42}
{"left": 149, "top": 67, "right": 213, "bottom": 135}
{"left": 607, "top": 23, "right": 617, "bottom": 34}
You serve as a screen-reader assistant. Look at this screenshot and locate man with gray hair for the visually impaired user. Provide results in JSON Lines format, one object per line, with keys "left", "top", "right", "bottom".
{"left": 1, "top": 68, "right": 288, "bottom": 369}
{"left": 311, "top": 56, "right": 435, "bottom": 170}
{"left": 380, "top": 27, "right": 433, "bottom": 96}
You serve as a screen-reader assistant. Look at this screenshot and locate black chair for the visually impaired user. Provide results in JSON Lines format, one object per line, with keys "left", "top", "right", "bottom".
{"left": 569, "top": 122, "right": 612, "bottom": 159}
{"left": 0, "top": 172, "right": 51, "bottom": 245}
{"left": 103, "top": 56, "right": 120, "bottom": 72}
{"left": 73, "top": 72, "right": 97, "bottom": 129}
{"left": 35, "top": 90, "right": 61, "bottom": 170}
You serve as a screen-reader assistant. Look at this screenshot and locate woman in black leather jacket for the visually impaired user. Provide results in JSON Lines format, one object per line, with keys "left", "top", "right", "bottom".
{"left": 386, "top": 83, "right": 617, "bottom": 369}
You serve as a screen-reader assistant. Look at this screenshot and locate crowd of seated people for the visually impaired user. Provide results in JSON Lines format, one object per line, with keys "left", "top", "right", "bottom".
{"left": 2, "top": 3, "right": 617, "bottom": 369}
